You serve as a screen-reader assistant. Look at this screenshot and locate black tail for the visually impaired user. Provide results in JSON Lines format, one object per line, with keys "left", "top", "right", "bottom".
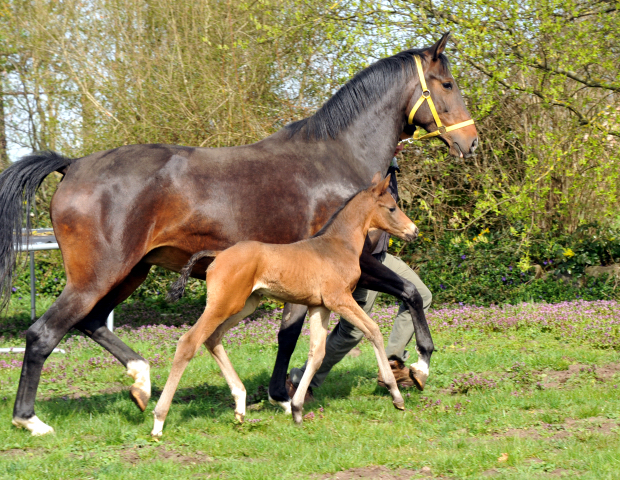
{"left": 167, "top": 250, "right": 220, "bottom": 303}
{"left": 0, "top": 151, "right": 73, "bottom": 310}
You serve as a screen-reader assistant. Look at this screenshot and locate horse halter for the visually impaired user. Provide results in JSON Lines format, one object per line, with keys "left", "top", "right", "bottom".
{"left": 407, "top": 55, "right": 475, "bottom": 140}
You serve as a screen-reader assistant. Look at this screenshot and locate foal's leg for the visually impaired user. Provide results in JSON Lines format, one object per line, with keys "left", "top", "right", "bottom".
{"left": 204, "top": 294, "right": 260, "bottom": 423}
{"left": 327, "top": 297, "right": 405, "bottom": 410}
{"left": 268, "top": 303, "right": 308, "bottom": 413}
{"left": 151, "top": 295, "right": 252, "bottom": 437}
{"left": 290, "top": 306, "right": 330, "bottom": 424}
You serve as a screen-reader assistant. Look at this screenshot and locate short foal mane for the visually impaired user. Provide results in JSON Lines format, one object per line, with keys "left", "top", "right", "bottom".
{"left": 311, "top": 188, "right": 365, "bottom": 238}
{"left": 286, "top": 48, "right": 450, "bottom": 141}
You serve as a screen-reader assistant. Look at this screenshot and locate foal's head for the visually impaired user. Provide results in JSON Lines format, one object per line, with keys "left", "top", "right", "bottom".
{"left": 367, "top": 173, "right": 418, "bottom": 242}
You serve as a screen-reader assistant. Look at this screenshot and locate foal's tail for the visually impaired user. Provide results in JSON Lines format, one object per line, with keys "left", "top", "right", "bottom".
{"left": 167, "top": 250, "right": 221, "bottom": 303}
{"left": 0, "top": 151, "right": 73, "bottom": 310}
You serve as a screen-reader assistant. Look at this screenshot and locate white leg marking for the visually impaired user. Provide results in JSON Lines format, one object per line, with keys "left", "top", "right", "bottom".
{"left": 12, "top": 416, "right": 54, "bottom": 436}
{"left": 231, "top": 386, "right": 246, "bottom": 421}
{"left": 268, "top": 395, "right": 292, "bottom": 415}
{"left": 151, "top": 415, "right": 165, "bottom": 437}
{"left": 127, "top": 360, "right": 151, "bottom": 394}
{"left": 410, "top": 358, "right": 430, "bottom": 376}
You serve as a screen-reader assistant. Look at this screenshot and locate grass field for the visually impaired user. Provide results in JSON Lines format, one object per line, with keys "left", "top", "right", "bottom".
{"left": 1, "top": 298, "right": 620, "bottom": 479}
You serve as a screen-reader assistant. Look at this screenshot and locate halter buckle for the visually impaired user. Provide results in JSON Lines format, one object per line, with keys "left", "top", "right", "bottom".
{"left": 438, "top": 125, "right": 447, "bottom": 135}
{"left": 422, "top": 90, "right": 431, "bottom": 99}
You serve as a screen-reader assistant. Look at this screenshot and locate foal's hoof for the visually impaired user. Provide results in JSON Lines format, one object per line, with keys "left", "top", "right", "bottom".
{"left": 12, "top": 416, "right": 55, "bottom": 436}
{"left": 410, "top": 367, "right": 428, "bottom": 392}
{"left": 235, "top": 412, "right": 245, "bottom": 423}
{"left": 130, "top": 386, "right": 150, "bottom": 412}
{"left": 392, "top": 400, "right": 405, "bottom": 411}
{"left": 291, "top": 405, "right": 303, "bottom": 424}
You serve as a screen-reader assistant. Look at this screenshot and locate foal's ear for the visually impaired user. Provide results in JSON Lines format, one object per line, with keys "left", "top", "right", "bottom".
{"left": 429, "top": 31, "right": 450, "bottom": 61}
{"left": 371, "top": 171, "right": 383, "bottom": 185}
{"left": 374, "top": 175, "right": 390, "bottom": 196}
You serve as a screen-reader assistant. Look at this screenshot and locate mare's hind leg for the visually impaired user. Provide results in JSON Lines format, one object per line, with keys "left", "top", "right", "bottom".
{"left": 290, "top": 306, "right": 330, "bottom": 424}
{"left": 268, "top": 303, "right": 308, "bottom": 414}
{"left": 204, "top": 294, "right": 260, "bottom": 423}
{"left": 74, "top": 262, "right": 153, "bottom": 411}
{"left": 12, "top": 284, "right": 109, "bottom": 435}
{"left": 327, "top": 297, "right": 404, "bottom": 411}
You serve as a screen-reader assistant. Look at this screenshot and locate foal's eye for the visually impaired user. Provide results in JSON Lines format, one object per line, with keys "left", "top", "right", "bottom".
{"left": 442, "top": 82, "right": 453, "bottom": 90}
{"left": 388, "top": 207, "right": 396, "bottom": 213}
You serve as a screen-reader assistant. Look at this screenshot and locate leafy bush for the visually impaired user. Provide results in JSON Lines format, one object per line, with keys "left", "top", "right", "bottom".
{"left": 390, "top": 223, "right": 620, "bottom": 306}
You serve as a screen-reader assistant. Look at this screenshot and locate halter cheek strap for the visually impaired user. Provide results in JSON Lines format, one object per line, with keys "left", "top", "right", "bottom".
{"left": 407, "top": 55, "right": 475, "bottom": 140}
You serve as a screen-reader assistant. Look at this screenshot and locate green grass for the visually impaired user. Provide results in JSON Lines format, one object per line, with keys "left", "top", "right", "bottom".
{"left": 1, "top": 299, "right": 620, "bottom": 479}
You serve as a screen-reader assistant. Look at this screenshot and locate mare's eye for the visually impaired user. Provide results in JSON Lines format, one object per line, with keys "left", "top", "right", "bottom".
{"left": 388, "top": 207, "right": 396, "bottom": 213}
{"left": 442, "top": 82, "right": 453, "bottom": 90}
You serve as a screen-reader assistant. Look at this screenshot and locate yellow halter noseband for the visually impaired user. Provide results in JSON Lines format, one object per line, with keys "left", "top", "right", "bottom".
{"left": 407, "top": 55, "right": 475, "bottom": 140}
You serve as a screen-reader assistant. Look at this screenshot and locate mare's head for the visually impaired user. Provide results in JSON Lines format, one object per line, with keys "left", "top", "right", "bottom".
{"left": 404, "top": 33, "right": 478, "bottom": 158}
{"left": 367, "top": 172, "right": 418, "bottom": 242}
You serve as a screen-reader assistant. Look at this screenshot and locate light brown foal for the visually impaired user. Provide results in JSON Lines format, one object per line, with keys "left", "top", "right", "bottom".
{"left": 151, "top": 173, "right": 418, "bottom": 436}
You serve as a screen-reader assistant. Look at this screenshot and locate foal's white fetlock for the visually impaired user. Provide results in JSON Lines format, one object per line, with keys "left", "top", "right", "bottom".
{"left": 231, "top": 386, "right": 246, "bottom": 423}
{"left": 127, "top": 360, "right": 151, "bottom": 411}
{"left": 151, "top": 413, "right": 164, "bottom": 437}
{"left": 12, "top": 416, "right": 55, "bottom": 436}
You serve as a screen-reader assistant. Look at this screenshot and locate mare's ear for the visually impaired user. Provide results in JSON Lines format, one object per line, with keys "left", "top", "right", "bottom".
{"left": 429, "top": 32, "right": 450, "bottom": 61}
{"left": 371, "top": 171, "right": 382, "bottom": 185}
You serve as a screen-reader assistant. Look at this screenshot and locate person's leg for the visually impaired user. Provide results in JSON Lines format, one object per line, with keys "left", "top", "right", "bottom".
{"left": 289, "top": 286, "right": 379, "bottom": 389}
{"left": 380, "top": 253, "right": 432, "bottom": 362}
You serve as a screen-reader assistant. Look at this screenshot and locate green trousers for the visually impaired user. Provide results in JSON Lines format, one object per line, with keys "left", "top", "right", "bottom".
{"left": 289, "top": 252, "right": 432, "bottom": 389}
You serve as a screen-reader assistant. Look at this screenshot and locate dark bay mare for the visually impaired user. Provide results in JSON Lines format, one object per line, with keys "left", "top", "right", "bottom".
{"left": 0, "top": 33, "right": 477, "bottom": 435}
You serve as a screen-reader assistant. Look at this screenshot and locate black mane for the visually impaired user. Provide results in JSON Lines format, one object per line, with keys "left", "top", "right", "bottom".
{"left": 286, "top": 49, "right": 450, "bottom": 141}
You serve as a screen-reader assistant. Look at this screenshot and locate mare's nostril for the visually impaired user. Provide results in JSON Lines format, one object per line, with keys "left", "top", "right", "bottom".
{"left": 471, "top": 137, "right": 479, "bottom": 152}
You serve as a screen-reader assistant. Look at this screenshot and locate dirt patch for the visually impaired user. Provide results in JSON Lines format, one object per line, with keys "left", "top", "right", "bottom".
{"left": 494, "top": 416, "right": 620, "bottom": 440}
{"left": 120, "top": 445, "right": 214, "bottom": 465}
{"left": 318, "top": 465, "right": 445, "bottom": 479}
{"left": 541, "top": 362, "right": 620, "bottom": 389}
{"left": 0, "top": 448, "right": 44, "bottom": 459}
{"left": 42, "top": 383, "right": 128, "bottom": 401}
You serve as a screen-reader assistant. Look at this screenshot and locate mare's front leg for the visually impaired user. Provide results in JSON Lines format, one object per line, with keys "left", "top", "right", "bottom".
{"left": 290, "top": 306, "right": 330, "bottom": 424}
{"left": 357, "top": 251, "right": 434, "bottom": 390}
{"left": 327, "top": 296, "right": 404, "bottom": 410}
{"left": 268, "top": 303, "right": 308, "bottom": 413}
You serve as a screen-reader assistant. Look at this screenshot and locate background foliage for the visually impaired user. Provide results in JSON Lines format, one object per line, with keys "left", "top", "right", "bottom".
{"left": 1, "top": 0, "right": 619, "bottom": 306}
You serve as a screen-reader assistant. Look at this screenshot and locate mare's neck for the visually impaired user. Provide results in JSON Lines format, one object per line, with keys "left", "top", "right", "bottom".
{"left": 337, "top": 82, "right": 414, "bottom": 178}
{"left": 321, "top": 193, "right": 375, "bottom": 257}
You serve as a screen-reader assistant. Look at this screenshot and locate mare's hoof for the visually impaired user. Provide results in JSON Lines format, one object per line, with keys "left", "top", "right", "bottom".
{"left": 393, "top": 400, "right": 405, "bottom": 411}
{"left": 130, "top": 386, "right": 150, "bottom": 412}
{"left": 410, "top": 368, "right": 428, "bottom": 392}
{"left": 268, "top": 395, "right": 292, "bottom": 415}
{"left": 12, "top": 416, "right": 55, "bottom": 436}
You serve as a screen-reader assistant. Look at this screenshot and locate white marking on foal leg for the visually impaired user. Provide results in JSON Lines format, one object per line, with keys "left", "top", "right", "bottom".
{"left": 231, "top": 386, "right": 246, "bottom": 422}
{"left": 151, "top": 413, "right": 164, "bottom": 437}
{"left": 268, "top": 394, "right": 292, "bottom": 415}
{"left": 12, "top": 416, "right": 54, "bottom": 436}
{"left": 127, "top": 360, "right": 151, "bottom": 411}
